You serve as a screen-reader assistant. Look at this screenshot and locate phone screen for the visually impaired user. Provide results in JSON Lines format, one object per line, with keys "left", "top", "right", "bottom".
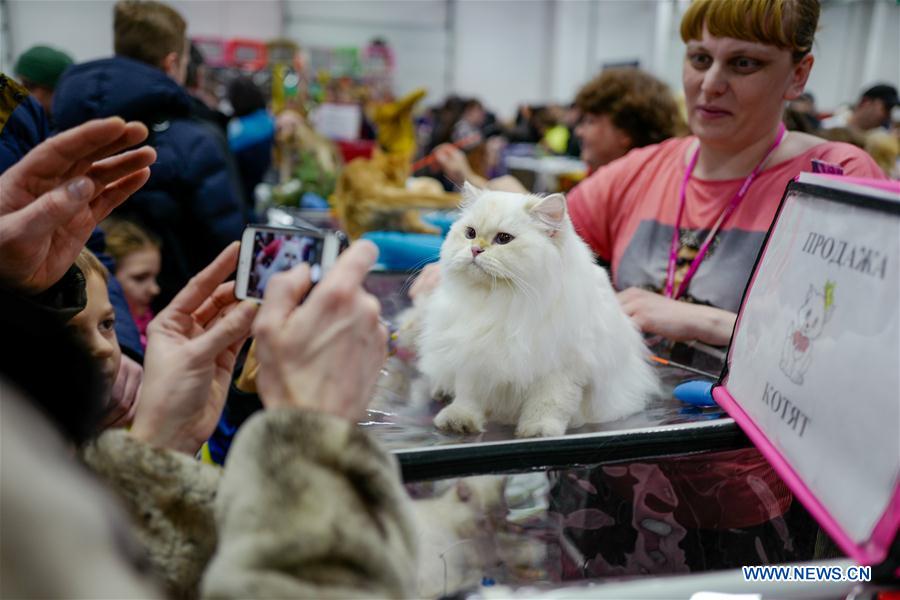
{"left": 246, "top": 230, "right": 326, "bottom": 299}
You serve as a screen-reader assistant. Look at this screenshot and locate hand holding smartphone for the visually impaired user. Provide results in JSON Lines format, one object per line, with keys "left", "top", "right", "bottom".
{"left": 251, "top": 240, "right": 389, "bottom": 421}
{"left": 235, "top": 225, "right": 344, "bottom": 301}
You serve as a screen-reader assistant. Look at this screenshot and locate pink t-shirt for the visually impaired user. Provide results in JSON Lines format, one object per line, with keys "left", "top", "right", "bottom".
{"left": 568, "top": 137, "right": 883, "bottom": 528}
{"left": 569, "top": 137, "right": 885, "bottom": 312}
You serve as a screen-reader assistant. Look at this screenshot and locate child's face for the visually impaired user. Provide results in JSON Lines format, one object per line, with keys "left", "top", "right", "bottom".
{"left": 68, "top": 273, "right": 122, "bottom": 396}
{"left": 116, "top": 247, "right": 161, "bottom": 316}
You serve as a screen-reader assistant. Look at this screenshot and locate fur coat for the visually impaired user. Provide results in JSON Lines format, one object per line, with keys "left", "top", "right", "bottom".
{"left": 80, "top": 409, "right": 418, "bottom": 598}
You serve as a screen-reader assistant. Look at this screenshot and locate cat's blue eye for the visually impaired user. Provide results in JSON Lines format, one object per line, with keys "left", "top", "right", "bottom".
{"left": 494, "top": 232, "right": 514, "bottom": 245}
{"left": 465, "top": 226, "right": 476, "bottom": 239}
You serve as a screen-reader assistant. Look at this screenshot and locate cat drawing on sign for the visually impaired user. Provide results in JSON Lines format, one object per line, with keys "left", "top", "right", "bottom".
{"left": 779, "top": 281, "right": 835, "bottom": 385}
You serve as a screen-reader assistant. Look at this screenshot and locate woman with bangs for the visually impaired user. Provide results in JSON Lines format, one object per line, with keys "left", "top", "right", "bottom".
{"left": 555, "top": 0, "right": 884, "bottom": 577}
{"left": 568, "top": 0, "right": 884, "bottom": 346}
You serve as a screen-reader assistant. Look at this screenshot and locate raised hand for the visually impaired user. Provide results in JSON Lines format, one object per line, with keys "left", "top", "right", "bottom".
{"left": 253, "top": 240, "right": 388, "bottom": 422}
{"left": 0, "top": 117, "right": 156, "bottom": 293}
{"left": 130, "top": 243, "right": 257, "bottom": 454}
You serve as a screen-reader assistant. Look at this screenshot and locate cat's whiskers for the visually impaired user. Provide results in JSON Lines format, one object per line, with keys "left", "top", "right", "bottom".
{"left": 399, "top": 256, "right": 445, "bottom": 296}
{"left": 501, "top": 268, "right": 541, "bottom": 310}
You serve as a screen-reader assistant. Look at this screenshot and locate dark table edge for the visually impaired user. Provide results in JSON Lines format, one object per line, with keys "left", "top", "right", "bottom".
{"left": 394, "top": 419, "right": 749, "bottom": 482}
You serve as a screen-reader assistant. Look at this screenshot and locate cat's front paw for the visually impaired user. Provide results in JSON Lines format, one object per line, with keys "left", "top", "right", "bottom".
{"left": 515, "top": 418, "right": 566, "bottom": 438}
{"left": 434, "top": 403, "right": 485, "bottom": 434}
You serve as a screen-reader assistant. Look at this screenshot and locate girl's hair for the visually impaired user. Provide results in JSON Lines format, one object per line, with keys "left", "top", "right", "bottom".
{"left": 680, "top": 0, "right": 820, "bottom": 63}
{"left": 102, "top": 219, "right": 160, "bottom": 266}
{"left": 75, "top": 248, "right": 109, "bottom": 283}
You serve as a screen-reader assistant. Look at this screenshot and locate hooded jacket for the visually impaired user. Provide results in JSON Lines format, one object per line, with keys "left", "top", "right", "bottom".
{"left": 54, "top": 56, "right": 246, "bottom": 305}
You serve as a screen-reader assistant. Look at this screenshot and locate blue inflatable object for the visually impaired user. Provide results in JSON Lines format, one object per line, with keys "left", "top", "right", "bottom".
{"left": 227, "top": 109, "right": 276, "bottom": 153}
{"left": 362, "top": 231, "right": 443, "bottom": 271}
{"left": 300, "top": 192, "right": 329, "bottom": 209}
{"left": 421, "top": 210, "right": 458, "bottom": 236}
{"left": 673, "top": 379, "right": 717, "bottom": 407}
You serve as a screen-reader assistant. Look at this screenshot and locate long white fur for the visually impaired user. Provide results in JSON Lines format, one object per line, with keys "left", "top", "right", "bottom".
{"left": 256, "top": 237, "right": 311, "bottom": 292}
{"left": 418, "top": 183, "right": 659, "bottom": 437}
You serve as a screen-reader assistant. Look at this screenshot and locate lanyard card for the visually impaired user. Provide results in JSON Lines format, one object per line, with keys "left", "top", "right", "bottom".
{"left": 713, "top": 173, "right": 900, "bottom": 568}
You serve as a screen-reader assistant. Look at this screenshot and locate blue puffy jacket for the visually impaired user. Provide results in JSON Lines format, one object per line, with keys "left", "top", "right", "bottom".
{"left": 53, "top": 57, "right": 246, "bottom": 305}
{"left": 0, "top": 74, "right": 49, "bottom": 173}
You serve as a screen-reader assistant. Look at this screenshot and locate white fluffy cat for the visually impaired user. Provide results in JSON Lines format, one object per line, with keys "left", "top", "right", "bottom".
{"left": 255, "top": 236, "right": 313, "bottom": 293}
{"left": 417, "top": 183, "right": 658, "bottom": 438}
{"left": 411, "top": 477, "right": 507, "bottom": 598}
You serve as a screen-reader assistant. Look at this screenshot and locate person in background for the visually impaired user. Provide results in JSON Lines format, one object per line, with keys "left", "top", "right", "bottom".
{"left": 574, "top": 68, "right": 685, "bottom": 172}
{"left": 821, "top": 83, "right": 898, "bottom": 131}
{"left": 185, "top": 42, "right": 229, "bottom": 133}
{"left": 568, "top": 0, "right": 884, "bottom": 346}
{"left": 103, "top": 219, "right": 161, "bottom": 349}
{"left": 13, "top": 45, "right": 73, "bottom": 121}
{"left": 428, "top": 68, "right": 683, "bottom": 194}
{"left": 507, "top": 104, "right": 543, "bottom": 144}
{"left": 452, "top": 98, "right": 487, "bottom": 144}
{"left": 53, "top": 0, "right": 246, "bottom": 307}
{"left": 426, "top": 95, "right": 465, "bottom": 152}
{"left": 68, "top": 249, "right": 142, "bottom": 428}
{"left": 786, "top": 91, "right": 820, "bottom": 130}
{"left": 227, "top": 75, "right": 275, "bottom": 212}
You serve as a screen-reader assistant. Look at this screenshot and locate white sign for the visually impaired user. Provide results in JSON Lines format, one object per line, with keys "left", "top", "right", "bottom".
{"left": 726, "top": 178, "right": 899, "bottom": 545}
{"left": 309, "top": 103, "right": 362, "bottom": 141}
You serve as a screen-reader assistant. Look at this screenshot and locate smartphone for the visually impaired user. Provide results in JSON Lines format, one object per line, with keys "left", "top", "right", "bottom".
{"left": 235, "top": 225, "right": 342, "bottom": 301}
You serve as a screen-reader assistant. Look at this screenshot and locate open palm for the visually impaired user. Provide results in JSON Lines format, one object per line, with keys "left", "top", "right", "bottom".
{"left": 0, "top": 117, "right": 155, "bottom": 293}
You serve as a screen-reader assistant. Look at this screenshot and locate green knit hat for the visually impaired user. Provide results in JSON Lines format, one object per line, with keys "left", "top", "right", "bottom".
{"left": 14, "top": 45, "right": 74, "bottom": 89}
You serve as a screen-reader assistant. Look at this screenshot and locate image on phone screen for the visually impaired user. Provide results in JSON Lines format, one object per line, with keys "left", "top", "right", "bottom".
{"left": 247, "top": 231, "right": 325, "bottom": 299}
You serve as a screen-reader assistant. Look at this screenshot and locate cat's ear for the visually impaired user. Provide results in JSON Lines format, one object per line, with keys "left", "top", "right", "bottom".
{"left": 529, "top": 193, "right": 567, "bottom": 231}
{"left": 460, "top": 181, "right": 483, "bottom": 209}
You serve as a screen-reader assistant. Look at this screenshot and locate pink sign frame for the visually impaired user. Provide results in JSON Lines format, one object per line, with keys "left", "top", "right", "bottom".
{"left": 715, "top": 175, "right": 900, "bottom": 569}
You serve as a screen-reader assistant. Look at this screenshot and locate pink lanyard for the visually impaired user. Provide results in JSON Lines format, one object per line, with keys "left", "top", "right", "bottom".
{"left": 664, "top": 124, "right": 787, "bottom": 300}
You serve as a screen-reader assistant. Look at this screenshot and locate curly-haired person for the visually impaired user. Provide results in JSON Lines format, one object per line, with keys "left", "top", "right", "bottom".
{"left": 574, "top": 67, "right": 686, "bottom": 171}
{"left": 432, "top": 68, "right": 684, "bottom": 192}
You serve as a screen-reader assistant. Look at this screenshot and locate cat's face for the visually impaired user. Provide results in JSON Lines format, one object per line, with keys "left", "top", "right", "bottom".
{"left": 797, "top": 286, "right": 831, "bottom": 338}
{"left": 440, "top": 184, "right": 567, "bottom": 287}
{"left": 273, "top": 238, "right": 305, "bottom": 270}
